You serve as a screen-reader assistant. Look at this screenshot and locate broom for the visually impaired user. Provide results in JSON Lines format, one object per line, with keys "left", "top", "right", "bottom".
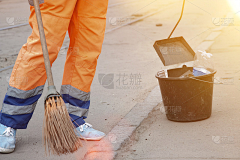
{"left": 33, "top": 0, "right": 82, "bottom": 155}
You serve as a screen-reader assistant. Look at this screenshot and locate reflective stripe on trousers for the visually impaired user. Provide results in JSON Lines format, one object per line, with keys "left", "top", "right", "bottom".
{"left": 0, "top": 0, "right": 108, "bottom": 129}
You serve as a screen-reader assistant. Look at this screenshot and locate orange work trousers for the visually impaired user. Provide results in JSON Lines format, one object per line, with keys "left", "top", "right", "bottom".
{"left": 0, "top": 0, "right": 108, "bottom": 129}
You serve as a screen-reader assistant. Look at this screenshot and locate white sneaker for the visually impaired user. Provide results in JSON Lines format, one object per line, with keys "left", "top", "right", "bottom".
{"left": 0, "top": 123, "right": 16, "bottom": 153}
{"left": 76, "top": 123, "right": 105, "bottom": 141}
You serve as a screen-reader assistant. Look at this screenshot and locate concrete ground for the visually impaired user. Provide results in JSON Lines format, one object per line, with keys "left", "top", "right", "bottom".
{"left": 0, "top": 0, "right": 238, "bottom": 159}
{"left": 115, "top": 3, "right": 240, "bottom": 160}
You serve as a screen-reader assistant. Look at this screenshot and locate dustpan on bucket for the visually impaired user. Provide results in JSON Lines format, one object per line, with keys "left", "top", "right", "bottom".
{"left": 153, "top": 0, "right": 195, "bottom": 66}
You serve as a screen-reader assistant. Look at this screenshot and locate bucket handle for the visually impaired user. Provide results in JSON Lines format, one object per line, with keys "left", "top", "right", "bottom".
{"left": 189, "top": 77, "right": 223, "bottom": 84}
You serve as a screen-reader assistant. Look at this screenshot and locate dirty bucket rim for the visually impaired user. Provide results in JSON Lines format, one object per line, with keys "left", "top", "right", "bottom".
{"left": 155, "top": 68, "right": 217, "bottom": 81}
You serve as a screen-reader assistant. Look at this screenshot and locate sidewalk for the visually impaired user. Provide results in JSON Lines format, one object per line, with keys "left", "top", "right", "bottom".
{"left": 0, "top": 1, "right": 186, "bottom": 159}
{"left": 0, "top": 0, "right": 236, "bottom": 159}
{"left": 115, "top": 22, "right": 240, "bottom": 160}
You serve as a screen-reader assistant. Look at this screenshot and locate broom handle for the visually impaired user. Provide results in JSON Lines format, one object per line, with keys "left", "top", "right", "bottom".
{"left": 168, "top": 0, "right": 185, "bottom": 39}
{"left": 33, "top": 0, "right": 55, "bottom": 87}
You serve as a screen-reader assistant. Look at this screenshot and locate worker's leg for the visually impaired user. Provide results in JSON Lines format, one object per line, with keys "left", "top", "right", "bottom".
{"left": 61, "top": 0, "right": 109, "bottom": 127}
{"left": 0, "top": 0, "right": 77, "bottom": 129}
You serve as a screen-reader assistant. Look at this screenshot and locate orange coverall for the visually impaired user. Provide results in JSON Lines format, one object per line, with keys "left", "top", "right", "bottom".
{"left": 0, "top": 0, "right": 108, "bottom": 129}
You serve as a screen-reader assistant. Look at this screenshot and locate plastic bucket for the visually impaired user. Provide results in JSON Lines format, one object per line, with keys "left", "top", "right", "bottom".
{"left": 156, "top": 67, "right": 216, "bottom": 122}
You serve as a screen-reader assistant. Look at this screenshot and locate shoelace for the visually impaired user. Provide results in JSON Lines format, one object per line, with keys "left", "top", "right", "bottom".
{"left": 79, "top": 123, "right": 92, "bottom": 132}
{"left": 3, "top": 127, "right": 14, "bottom": 136}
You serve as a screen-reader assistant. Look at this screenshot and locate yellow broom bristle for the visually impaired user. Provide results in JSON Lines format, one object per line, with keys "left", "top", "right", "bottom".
{"left": 44, "top": 97, "right": 82, "bottom": 155}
